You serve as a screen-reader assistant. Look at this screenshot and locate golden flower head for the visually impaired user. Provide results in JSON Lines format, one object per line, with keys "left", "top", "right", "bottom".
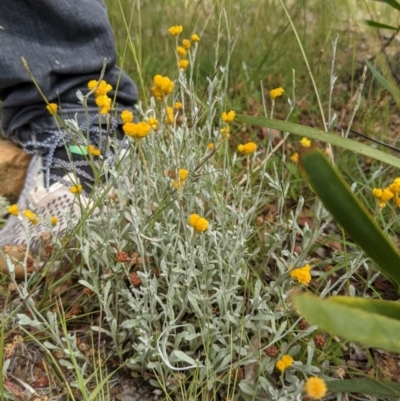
{"left": 191, "top": 33, "right": 200, "bottom": 42}
{"left": 121, "top": 110, "right": 134, "bottom": 124}
{"left": 372, "top": 188, "right": 383, "bottom": 199}
{"left": 123, "top": 121, "right": 152, "bottom": 139}
{"left": 174, "top": 101, "right": 182, "bottom": 109}
{"left": 270, "top": 87, "right": 284, "bottom": 100}
{"left": 208, "top": 142, "right": 215, "bottom": 150}
{"left": 304, "top": 377, "right": 328, "bottom": 399}
{"left": 46, "top": 103, "right": 58, "bottom": 116}
{"left": 95, "top": 95, "right": 111, "bottom": 115}
{"left": 152, "top": 75, "right": 174, "bottom": 100}
{"left": 178, "top": 59, "right": 189, "bottom": 70}
{"left": 188, "top": 214, "right": 209, "bottom": 232}
{"left": 179, "top": 169, "right": 189, "bottom": 181}
{"left": 23, "top": 210, "right": 39, "bottom": 225}
{"left": 237, "top": 142, "right": 257, "bottom": 155}
{"left": 177, "top": 46, "right": 187, "bottom": 58}
{"left": 50, "top": 216, "right": 58, "bottom": 226}
{"left": 165, "top": 106, "right": 174, "bottom": 124}
{"left": 86, "top": 144, "right": 101, "bottom": 157}
{"left": 8, "top": 204, "right": 19, "bottom": 216}
{"left": 290, "top": 264, "right": 311, "bottom": 285}
{"left": 168, "top": 25, "right": 183, "bottom": 36}
{"left": 173, "top": 179, "right": 186, "bottom": 190}
{"left": 147, "top": 117, "right": 159, "bottom": 130}
{"left": 70, "top": 184, "right": 83, "bottom": 194}
{"left": 291, "top": 152, "right": 299, "bottom": 163}
{"left": 221, "top": 110, "right": 236, "bottom": 123}
{"left": 182, "top": 39, "right": 191, "bottom": 49}
{"left": 276, "top": 354, "right": 293, "bottom": 371}
{"left": 88, "top": 80, "right": 112, "bottom": 97}
{"left": 300, "top": 137, "right": 311, "bottom": 147}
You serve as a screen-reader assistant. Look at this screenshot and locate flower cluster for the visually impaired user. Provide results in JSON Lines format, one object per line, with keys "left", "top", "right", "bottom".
{"left": 220, "top": 110, "right": 235, "bottom": 139}
{"left": 70, "top": 184, "right": 83, "bottom": 194}
{"left": 168, "top": 25, "right": 183, "bottom": 36}
{"left": 152, "top": 75, "right": 174, "bottom": 101}
{"left": 86, "top": 144, "right": 100, "bottom": 156}
{"left": 23, "top": 210, "right": 39, "bottom": 225}
{"left": 275, "top": 354, "right": 293, "bottom": 372}
{"left": 188, "top": 214, "right": 209, "bottom": 232}
{"left": 88, "top": 80, "right": 113, "bottom": 114}
{"left": 123, "top": 121, "right": 152, "bottom": 139}
{"left": 237, "top": 142, "right": 257, "bottom": 155}
{"left": 172, "top": 169, "right": 189, "bottom": 190}
{"left": 289, "top": 264, "right": 311, "bottom": 285}
{"left": 304, "top": 377, "right": 328, "bottom": 399}
{"left": 373, "top": 177, "right": 400, "bottom": 208}
{"left": 165, "top": 106, "right": 174, "bottom": 125}
{"left": 270, "top": 87, "right": 284, "bottom": 100}
{"left": 8, "top": 204, "right": 19, "bottom": 216}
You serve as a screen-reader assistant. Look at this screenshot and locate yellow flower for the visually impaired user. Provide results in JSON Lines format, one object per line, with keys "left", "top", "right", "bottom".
{"left": 86, "top": 145, "right": 101, "bottom": 156}
{"left": 46, "top": 103, "right": 58, "bottom": 115}
{"left": 23, "top": 210, "right": 39, "bottom": 225}
{"left": 177, "top": 46, "right": 187, "bottom": 58}
{"left": 179, "top": 169, "right": 189, "bottom": 181}
{"left": 148, "top": 117, "right": 159, "bottom": 130}
{"left": 70, "top": 184, "right": 83, "bottom": 194}
{"left": 168, "top": 25, "right": 183, "bottom": 36}
{"left": 275, "top": 360, "right": 286, "bottom": 372}
{"left": 174, "top": 101, "right": 182, "bottom": 109}
{"left": 182, "top": 39, "right": 191, "bottom": 49}
{"left": 300, "top": 137, "right": 311, "bottom": 147}
{"left": 178, "top": 59, "right": 189, "bottom": 70}
{"left": 208, "top": 143, "right": 215, "bottom": 150}
{"left": 8, "top": 204, "right": 19, "bottom": 216}
{"left": 95, "top": 95, "right": 111, "bottom": 115}
{"left": 221, "top": 110, "right": 236, "bottom": 123}
{"left": 152, "top": 75, "right": 174, "bottom": 100}
{"left": 237, "top": 142, "right": 257, "bottom": 155}
{"left": 173, "top": 179, "right": 186, "bottom": 190}
{"left": 291, "top": 152, "right": 299, "bottom": 163}
{"left": 87, "top": 80, "right": 112, "bottom": 96}
{"left": 122, "top": 122, "right": 151, "bottom": 139}
{"left": 389, "top": 182, "right": 400, "bottom": 194}
{"left": 396, "top": 198, "right": 400, "bottom": 208}
{"left": 191, "top": 33, "right": 200, "bottom": 42}
{"left": 304, "top": 377, "right": 328, "bottom": 399}
{"left": 121, "top": 110, "right": 134, "bottom": 124}
{"left": 270, "top": 87, "right": 284, "bottom": 100}
{"left": 372, "top": 188, "right": 383, "bottom": 199}
{"left": 381, "top": 188, "right": 394, "bottom": 202}
{"left": 88, "top": 80, "right": 98, "bottom": 90}
{"left": 50, "top": 216, "right": 58, "bottom": 226}
{"left": 220, "top": 126, "right": 231, "bottom": 138}
{"left": 276, "top": 354, "right": 293, "bottom": 371}
{"left": 188, "top": 214, "right": 209, "bottom": 232}
{"left": 290, "top": 264, "right": 311, "bottom": 285}
{"left": 165, "top": 107, "right": 174, "bottom": 124}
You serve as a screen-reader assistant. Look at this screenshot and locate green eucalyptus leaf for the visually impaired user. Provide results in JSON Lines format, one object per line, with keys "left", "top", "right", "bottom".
{"left": 327, "top": 379, "right": 400, "bottom": 397}
{"left": 236, "top": 115, "right": 400, "bottom": 169}
{"left": 293, "top": 293, "right": 400, "bottom": 353}
{"left": 300, "top": 148, "right": 400, "bottom": 288}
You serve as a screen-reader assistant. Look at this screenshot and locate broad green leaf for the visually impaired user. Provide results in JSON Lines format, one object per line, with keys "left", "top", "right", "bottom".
{"left": 293, "top": 293, "right": 400, "bottom": 353}
{"left": 329, "top": 296, "right": 400, "bottom": 321}
{"left": 299, "top": 148, "right": 400, "bottom": 287}
{"left": 236, "top": 115, "right": 400, "bottom": 169}
{"left": 381, "top": 0, "right": 400, "bottom": 12}
{"left": 363, "top": 20, "right": 398, "bottom": 30}
{"left": 365, "top": 59, "right": 400, "bottom": 103}
{"left": 327, "top": 379, "right": 400, "bottom": 397}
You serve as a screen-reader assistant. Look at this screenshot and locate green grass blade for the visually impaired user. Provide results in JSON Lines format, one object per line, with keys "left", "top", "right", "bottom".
{"left": 363, "top": 20, "right": 399, "bottom": 30}
{"left": 365, "top": 59, "right": 400, "bottom": 103}
{"left": 293, "top": 293, "right": 400, "bottom": 353}
{"left": 300, "top": 148, "right": 400, "bottom": 287}
{"left": 327, "top": 379, "right": 400, "bottom": 397}
{"left": 236, "top": 114, "right": 400, "bottom": 169}
{"left": 381, "top": 0, "right": 400, "bottom": 12}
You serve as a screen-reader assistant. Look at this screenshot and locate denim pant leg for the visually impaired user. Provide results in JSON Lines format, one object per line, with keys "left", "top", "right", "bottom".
{"left": 0, "top": 0, "right": 137, "bottom": 143}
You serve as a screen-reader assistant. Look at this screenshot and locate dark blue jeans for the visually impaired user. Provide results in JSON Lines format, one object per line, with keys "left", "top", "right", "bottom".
{"left": 0, "top": 0, "right": 138, "bottom": 143}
